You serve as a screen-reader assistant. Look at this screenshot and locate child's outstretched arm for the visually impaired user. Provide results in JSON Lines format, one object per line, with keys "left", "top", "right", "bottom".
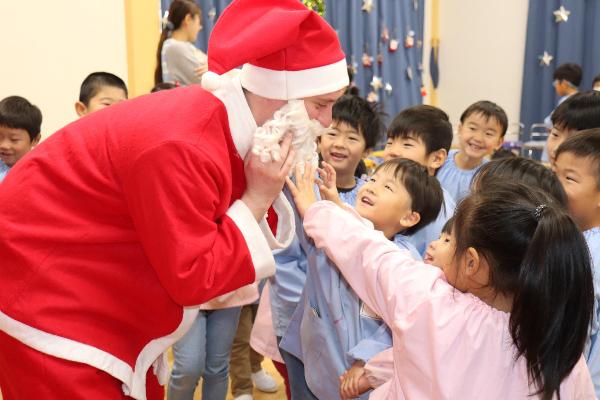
{"left": 285, "top": 163, "right": 319, "bottom": 219}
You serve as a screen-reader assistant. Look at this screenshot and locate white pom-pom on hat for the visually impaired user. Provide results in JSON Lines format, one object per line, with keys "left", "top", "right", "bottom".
{"left": 201, "top": 71, "right": 222, "bottom": 92}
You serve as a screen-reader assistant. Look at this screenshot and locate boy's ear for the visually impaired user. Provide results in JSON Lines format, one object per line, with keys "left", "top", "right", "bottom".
{"left": 428, "top": 148, "right": 448, "bottom": 171}
{"left": 399, "top": 211, "right": 420, "bottom": 229}
{"left": 75, "top": 102, "right": 88, "bottom": 117}
{"left": 31, "top": 134, "right": 41, "bottom": 146}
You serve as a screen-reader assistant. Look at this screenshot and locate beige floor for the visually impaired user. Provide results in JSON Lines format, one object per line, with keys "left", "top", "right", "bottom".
{"left": 0, "top": 358, "right": 287, "bottom": 400}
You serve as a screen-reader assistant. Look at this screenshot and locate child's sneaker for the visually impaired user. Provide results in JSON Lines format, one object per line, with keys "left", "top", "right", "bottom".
{"left": 251, "top": 369, "right": 278, "bottom": 393}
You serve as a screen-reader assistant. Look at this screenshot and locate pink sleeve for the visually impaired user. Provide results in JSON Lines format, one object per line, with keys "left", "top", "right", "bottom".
{"left": 364, "top": 348, "right": 394, "bottom": 388}
{"left": 303, "top": 201, "right": 447, "bottom": 328}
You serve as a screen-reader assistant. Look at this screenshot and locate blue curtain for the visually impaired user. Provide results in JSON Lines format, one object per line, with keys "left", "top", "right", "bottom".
{"left": 160, "top": 0, "right": 424, "bottom": 122}
{"left": 520, "top": 0, "right": 600, "bottom": 137}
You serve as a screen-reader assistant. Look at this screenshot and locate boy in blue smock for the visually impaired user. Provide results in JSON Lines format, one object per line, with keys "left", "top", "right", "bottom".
{"left": 554, "top": 128, "right": 600, "bottom": 397}
{"left": 281, "top": 158, "right": 442, "bottom": 399}
{"left": 270, "top": 95, "right": 383, "bottom": 399}
{"left": 436, "top": 100, "right": 507, "bottom": 203}
{"left": 383, "top": 105, "right": 456, "bottom": 255}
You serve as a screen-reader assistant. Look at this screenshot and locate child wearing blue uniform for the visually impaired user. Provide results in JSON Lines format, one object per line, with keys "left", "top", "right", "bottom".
{"left": 383, "top": 105, "right": 456, "bottom": 255}
{"left": 270, "top": 95, "right": 384, "bottom": 399}
{"left": 437, "top": 101, "right": 507, "bottom": 202}
{"left": 282, "top": 158, "right": 442, "bottom": 400}
{"left": 554, "top": 128, "right": 600, "bottom": 397}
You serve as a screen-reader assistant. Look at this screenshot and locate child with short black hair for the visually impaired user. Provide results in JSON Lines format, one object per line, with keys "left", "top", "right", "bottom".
{"left": 383, "top": 105, "right": 455, "bottom": 254}
{"left": 289, "top": 176, "right": 595, "bottom": 398}
{"left": 271, "top": 94, "right": 384, "bottom": 399}
{"left": 284, "top": 157, "right": 443, "bottom": 400}
{"left": 437, "top": 100, "right": 507, "bottom": 202}
{"left": 554, "top": 128, "right": 600, "bottom": 397}
{"left": 0, "top": 96, "right": 42, "bottom": 182}
{"left": 75, "top": 72, "right": 128, "bottom": 116}
{"left": 546, "top": 91, "right": 600, "bottom": 164}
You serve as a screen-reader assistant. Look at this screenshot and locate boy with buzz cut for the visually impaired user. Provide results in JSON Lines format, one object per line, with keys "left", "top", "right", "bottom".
{"left": 554, "top": 128, "right": 600, "bottom": 397}
{"left": 0, "top": 96, "right": 42, "bottom": 182}
{"left": 75, "top": 71, "right": 128, "bottom": 117}
{"left": 383, "top": 105, "right": 455, "bottom": 255}
{"left": 546, "top": 90, "right": 600, "bottom": 165}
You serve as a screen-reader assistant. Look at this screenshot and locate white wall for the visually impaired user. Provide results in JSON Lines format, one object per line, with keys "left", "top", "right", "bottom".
{"left": 431, "top": 0, "right": 529, "bottom": 132}
{"left": 0, "top": 1, "right": 128, "bottom": 138}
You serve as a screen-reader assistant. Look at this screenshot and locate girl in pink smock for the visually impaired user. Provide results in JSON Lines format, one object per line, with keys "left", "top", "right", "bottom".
{"left": 288, "top": 166, "right": 596, "bottom": 400}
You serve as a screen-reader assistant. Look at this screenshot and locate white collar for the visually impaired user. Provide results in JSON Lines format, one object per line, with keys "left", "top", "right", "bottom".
{"left": 211, "top": 70, "right": 257, "bottom": 159}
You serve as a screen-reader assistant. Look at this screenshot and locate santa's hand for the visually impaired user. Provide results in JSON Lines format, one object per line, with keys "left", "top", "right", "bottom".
{"left": 242, "top": 134, "right": 295, "bottom": 221}
{"left": 285, "top": 162, "right": 318, "bottom": 219}
{"left": 317, "top": 162, "right": 343, "bottom": 207}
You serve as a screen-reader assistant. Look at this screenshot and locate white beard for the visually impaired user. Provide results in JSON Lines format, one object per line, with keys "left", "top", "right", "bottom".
{"left": 251, "top": 100, "right": 326, "bottom": 175}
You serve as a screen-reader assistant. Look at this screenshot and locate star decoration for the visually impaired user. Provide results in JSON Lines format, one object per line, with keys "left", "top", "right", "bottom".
{"left": 366, "top": 91, "right": 379, "bottom": 102}
{"left": 208, "top": 7, "right": 216, "bottom": 21}
{"left": 389, "top": 39, "right": 399, "bottom": 53}
{"left": 371, "top": 76, "right": 383, "bottom": 90}
{"left": 362, "top": 53, "right": 373, "bottom": 67}
{"left": 553, "top": 5, "right": 570, "bottom": 23}
{"left": 385, "top": 82, "right": 393, "bottom": 96}
{"left": 362, "top": 0, "right": 374, "bottom": 13}
{"left": 539, "top": 51, "right": 554, "bottom": 66}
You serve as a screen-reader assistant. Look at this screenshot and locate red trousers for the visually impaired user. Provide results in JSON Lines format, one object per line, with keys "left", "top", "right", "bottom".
{"left": 0, "top": 330, "right": 164, "bottom": 400}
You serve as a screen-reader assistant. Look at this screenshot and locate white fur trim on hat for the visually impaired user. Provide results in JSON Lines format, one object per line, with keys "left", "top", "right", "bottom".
{"left": 240, "top": 58, "right": 349, "bottom": 100}
{"left": 201, "top": 71, "right": 223, "bottom": 92}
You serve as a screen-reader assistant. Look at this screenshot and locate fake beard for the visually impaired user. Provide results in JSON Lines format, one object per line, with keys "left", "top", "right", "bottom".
{"left": 251, "top": 100, "right": 326, "bottom": 175}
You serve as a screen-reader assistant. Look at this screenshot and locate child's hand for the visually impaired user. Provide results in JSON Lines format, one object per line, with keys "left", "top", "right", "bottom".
{"left": 317, "top": 161, "right": 343, "bottom": 207}
{"left": 285, "top": 162, "right": 318, "bottom": 219}
{"left": 339, "top": 361, "right": 371, "bottom": 399}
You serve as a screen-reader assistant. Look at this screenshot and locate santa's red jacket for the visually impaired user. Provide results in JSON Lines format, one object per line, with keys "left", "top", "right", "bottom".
{"left": 0, "top": 79, "right": 293, "bottom": 399}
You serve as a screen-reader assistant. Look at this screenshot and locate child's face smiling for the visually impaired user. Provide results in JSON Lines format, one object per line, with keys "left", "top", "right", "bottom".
{"left": 554, "top": 151, "right": 600, "bottom": 231}
{"left": 424, "top": 231, "right": 456, "bottom": 271}
{"left": 355, "top": 167, "right": 414, "bottom": 238}
{"left": 384, "top": 135, "right": 429, "bottom": 166}
{"left": 458, "top": 112, "right": 503, "bottom": 161}
{"left": 0, "top": 125, "right": 39, "bottom": 167}
{"left": 319, "top": 121, "right": 367, "bottom": 179}
{"left": 546, "top": 126, "right": 573, "bottom": 165}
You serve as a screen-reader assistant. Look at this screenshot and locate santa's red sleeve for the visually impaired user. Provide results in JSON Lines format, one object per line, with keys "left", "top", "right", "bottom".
{"left": 122, "top": 140, "right": 279, "bottom": 307}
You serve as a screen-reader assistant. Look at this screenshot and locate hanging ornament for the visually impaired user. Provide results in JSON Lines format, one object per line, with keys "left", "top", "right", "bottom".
{"left": 362, "top": 53, "right": 373, "bottom": 67}
{"left": 349, "top": 55, "right": 358, "bottom": 74}
{"left": 381, "top": 26, "right": 390, "bottom": 43}
{"left": 553, "top": 5, "right": 570, "bottom": 23}
{"left": 416, "top": 39, "right": 423, "bottom": 48}
{"left": 370, "top": 76, "right": 383, "bottom": 90}
{"left": 406, "top": 66, "right": 413, "bottom": 80}
{"left": 376, "top": 44, "right": 384, "bottom": 65}
{"left": 539, "top": 51, "right": 554, "bottom": 66}
{"left": 302, "top": 0, "right": 326, "bottom": 16}
{"left": 207, "top": 7, "right": 217, "bottom": 21}
{"left": 367, "top": 91, "right": 379, "bottom": 102}
{"left": 417, "top": 62, "right": 424, "bottom": 72}
{"left": 362, "top": 0, "right": 374, "bottom": 13}
{"left": 421, "top": 85, "right": 427, "bottom": 97}
{"left": 413, "top": 0, "right": 419, "bottom": 11}
{"left": 405, "top": 30, "right": 416, "bottom": 48}
{"left": 385, "top": 82, "right": 393, "bottom": 96}
{"left": 389, "top": 38, "right": 399, "bottom": 53}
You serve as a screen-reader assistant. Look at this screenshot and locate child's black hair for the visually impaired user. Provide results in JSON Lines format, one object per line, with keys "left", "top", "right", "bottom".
{"left": 332, "top": 94, "right": 384, "bottom": 150}
{"left": 490, "top": 148, "right": 517, "bottom": 160}
{"left": 472, "top": 157, "right": 567, "bottom": 206}
{"left": 454, "top": 181, "right": 593, "bottom": 400}
{"left": 151, "top": 82, "right": 179, "bottom": 93}
{"left": 551, "top": 91, "right": 600, "bottom": 131}
{"left": 374, "top": 158, "right": 443, "bottom": 235}
{"left": 555, "top": 128, "right": 600, "bottom": 189}
{"left": 79, "top": 72, "right": 128, "bottom": 106}
{"left": 553, "top": 63, "right": 583, "bottom": 87}
{"left": 0, "top": 96, "right": 42, "bottom": 141}
{"left": 441, "top": 216, "right": 454, "bottom": 235}
{"left": 387, "top": 105, "right": 453, "bottom": 155}
{"left": 460, "top": 100, "right": 508, "bottom": 137}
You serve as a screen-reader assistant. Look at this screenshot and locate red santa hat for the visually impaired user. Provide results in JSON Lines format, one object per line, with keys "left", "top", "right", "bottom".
{"left": 201, "top": 0, "right": 349, "bottom": 100}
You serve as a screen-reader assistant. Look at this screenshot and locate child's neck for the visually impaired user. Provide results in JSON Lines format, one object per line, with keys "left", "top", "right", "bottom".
{"left": 171, "top": 30, "right": 190, "bottom": 42}
{"left": 336, "top": 171, "right": 356, "bottom": 190}
{"left": 455, "top": 151, "right": 484, "bottom": 171}
{"left": 579, "top": 217, "right": 600, "bottom": 233}
{"left": 470, "top": 287, "right": 512, "bottom": 313}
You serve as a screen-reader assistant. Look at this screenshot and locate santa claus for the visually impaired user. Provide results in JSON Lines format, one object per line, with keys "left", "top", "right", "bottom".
{"left": 0, "top": 0, "right": 348, "bottom": 399}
